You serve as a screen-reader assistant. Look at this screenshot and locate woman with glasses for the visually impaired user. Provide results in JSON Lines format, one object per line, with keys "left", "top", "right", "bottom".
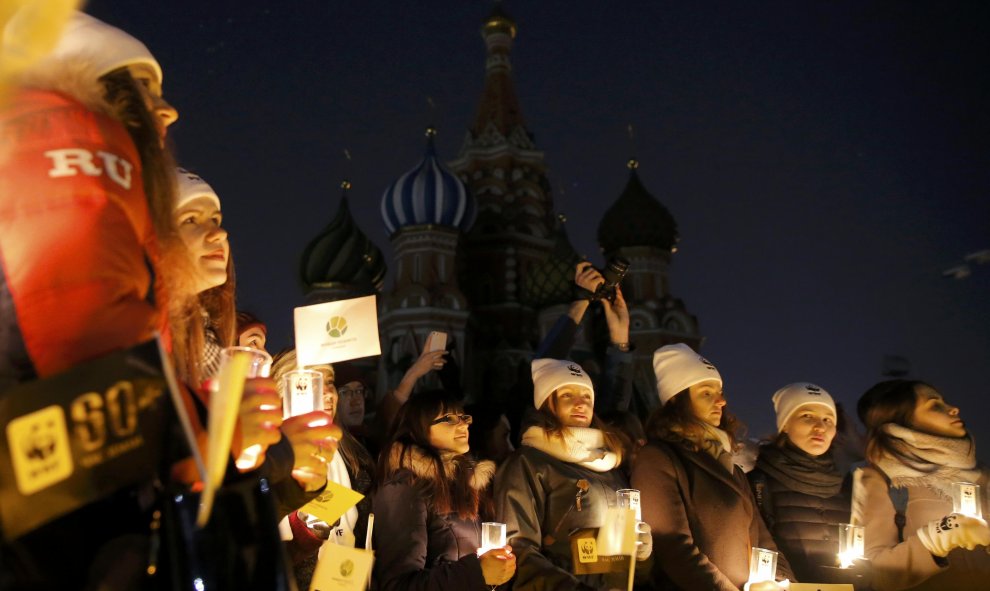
{"left": 493, "top": 358, "right": 653, "bottom": 590}
{"left": 373, "top": 389, "right": 516, "bottom": 591}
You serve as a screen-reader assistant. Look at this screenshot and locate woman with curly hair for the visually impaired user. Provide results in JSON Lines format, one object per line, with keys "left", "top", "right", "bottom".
{"left": 632, "top": 344, "right": 791, "bottom": 590}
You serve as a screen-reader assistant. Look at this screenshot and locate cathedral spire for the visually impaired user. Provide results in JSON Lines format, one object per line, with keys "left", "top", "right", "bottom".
{"left": 471, "top": 2, "right": 527, "bottom": 141}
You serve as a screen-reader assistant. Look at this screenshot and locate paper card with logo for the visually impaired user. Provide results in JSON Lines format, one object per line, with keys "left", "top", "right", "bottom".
{"left": 0, "top": 339, "right": 181, "bottom": 541}
{"left": 295, "top": 295, "right": 381, "bottom": 367}
{"left": 310, "top": 544, "right": 374, "bottom": 591}
{"left": 570, "top": 507, "right": 637, "bottom": 575}
{"left": 300, "top": 479, "right": 365, "bottom": 527}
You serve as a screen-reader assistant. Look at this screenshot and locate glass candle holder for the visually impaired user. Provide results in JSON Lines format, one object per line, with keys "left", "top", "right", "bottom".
{"left": 222, "top": 346, "right": 273, "bottom": 378}
{"left": 952, "top": 481, "right": 983, "bottom": 519}
{"left": 837, "top": 523, "right": 865, "bottom": 568}
{"left": 281, "top": 369, "right": 325, "bottom": 418}
{"left": 479, "top": 521, "right": 506, "bottom": 554}
{"left": 616, "top": 489, "right": 642, "bottom": 522}
{"left": 748, "top": 547, "right": 778, "bottom": 584}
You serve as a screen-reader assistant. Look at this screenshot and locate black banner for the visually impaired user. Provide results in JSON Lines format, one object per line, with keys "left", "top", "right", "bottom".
{"left": 0, "top": 340, "right": 173, "bottom": 541}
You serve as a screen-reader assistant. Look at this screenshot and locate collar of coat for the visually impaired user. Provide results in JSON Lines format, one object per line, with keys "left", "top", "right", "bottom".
{"left": 14, "top": 58, "right": 119, "bottom": 118}
{"left": 386, "top": 442, "right": 495, "bottom": 491}
{"left": 654, "top": 439, "right": 751, "bottom": 499}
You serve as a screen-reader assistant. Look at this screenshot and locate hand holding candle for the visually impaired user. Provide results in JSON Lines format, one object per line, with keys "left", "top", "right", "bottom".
{"left": 281, "top": 410, "right": 341, "bottom": 491}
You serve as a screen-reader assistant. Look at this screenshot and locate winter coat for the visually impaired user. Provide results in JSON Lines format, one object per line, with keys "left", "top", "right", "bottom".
{"left": 748, "top": 458, "right": 851, "bottom": 583}
{"left": 859, "top": 464, "right": 990, "bottom": 591}
{"left": 0, "top": 59, "right": 168, "bottom": 590}
{"left": 494, "top": 443, "right": 635, "bottom": 591}
{"left": 0, "top": 68, "right": 162, "bottom": 389}
{"left": 371, "top": 446, "right": 496, "bottom": 591}
{"left": 632, "top": 439, "right": 794, "bottom": 590}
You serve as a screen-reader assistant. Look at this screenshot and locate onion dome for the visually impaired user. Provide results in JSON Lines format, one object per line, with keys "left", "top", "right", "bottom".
{"left": 521, "top": 214, "right": 582, "bottom": 308}
{"left": 380, "top": 128, "right": 475, "bottom": 236}
{"left": 300, "top": 181, "right": 387, "bottom": 292}
{"left": 597, "top": 159, "right": 678, "bottom": 254}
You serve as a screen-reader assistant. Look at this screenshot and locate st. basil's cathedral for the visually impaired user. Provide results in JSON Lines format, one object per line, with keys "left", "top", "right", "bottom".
{"left": 299, "top": 5, "right": 701, "bottom": 416}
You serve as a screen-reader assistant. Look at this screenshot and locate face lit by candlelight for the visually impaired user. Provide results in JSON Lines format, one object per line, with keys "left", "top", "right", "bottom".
{"left": 782, "top": 404, "right": 836, "bottom": 456}
{"left": 429, "top": 411, "right": 471, "bottom": 455}
{"left": 909, "top": 384, "right": 965, "bottom": 438}
{"left": 689, "top": 380, "right": 725, "bottom": 426}
{"left": 552, "top": 386, "right": 594, "bottom": 428}
{"left": 175, "top": 196, "right": 229, "bottom": 294}
{"left": 310, "top": 365, "right": 338, "bottom": 419}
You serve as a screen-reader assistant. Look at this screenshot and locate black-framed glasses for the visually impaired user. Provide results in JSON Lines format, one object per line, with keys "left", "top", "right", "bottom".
{"left": 431, "top": 413, "right": 472, "bottom": 426}
{"left": 338, "top": 385, "right": 367, "bottom": 399}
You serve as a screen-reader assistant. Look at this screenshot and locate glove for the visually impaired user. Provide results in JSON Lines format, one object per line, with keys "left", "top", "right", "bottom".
{"left": 916, "top": 513, "right": 990, "bottom": 557}
{"left": 635, "top": 522, "right": 653, "bottom": 561}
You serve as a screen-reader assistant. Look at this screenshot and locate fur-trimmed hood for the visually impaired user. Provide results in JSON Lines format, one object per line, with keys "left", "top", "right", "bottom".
{"left": 387, "top": 441, "right": 495, "bottom": 491}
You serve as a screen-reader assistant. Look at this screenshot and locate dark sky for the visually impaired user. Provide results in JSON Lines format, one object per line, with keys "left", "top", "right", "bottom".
{"left": 87, "top": 1, "right": 989, "bottom": 446}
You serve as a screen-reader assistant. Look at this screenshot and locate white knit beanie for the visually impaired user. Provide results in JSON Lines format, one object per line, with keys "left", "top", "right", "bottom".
{"left": 175, "top": 168, "right": 221, "bottom": 212}
{"left": 531, "top": 358, "right": 594, "bottom": 410}
{"left": 652, "top": 343, "right": 722, "bottom": 406}
{"left": 772, "top": 382, "right": 836, "bottom": 433}
{"left": 46, "top": 12, "right": 163, "bottom": 84}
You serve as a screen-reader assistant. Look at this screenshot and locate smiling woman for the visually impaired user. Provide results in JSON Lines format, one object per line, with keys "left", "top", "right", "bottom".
{"left": 493, "top": 358, "right": 652, "bottom": 591}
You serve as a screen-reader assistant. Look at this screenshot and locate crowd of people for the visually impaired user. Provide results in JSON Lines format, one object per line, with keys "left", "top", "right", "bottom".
{"left": 1, "top": 11, "right": 988, "bottom": 591}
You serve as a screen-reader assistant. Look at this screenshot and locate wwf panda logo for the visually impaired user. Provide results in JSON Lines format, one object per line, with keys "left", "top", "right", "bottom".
{"left": 567, "top": 364, "right": 583, "bottom": 377}
{"left": 805, "top": 384, "right": 823, "bottom": 395}
{"left": 698, "top": 356, "right": 716, "bottom": 371}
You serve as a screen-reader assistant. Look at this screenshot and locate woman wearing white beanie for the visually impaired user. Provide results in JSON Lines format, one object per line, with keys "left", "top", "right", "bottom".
{"left": 631, "top": 344, "right": 792, "bottom": 590}
{"left": 0, "top": 10, "right": 186, "bottom": 589}
{"left": 748, "top": 383, "right": 854, "bottom": 585}
{"left": 494, "top": 358, "right": 653, "bottom": 590}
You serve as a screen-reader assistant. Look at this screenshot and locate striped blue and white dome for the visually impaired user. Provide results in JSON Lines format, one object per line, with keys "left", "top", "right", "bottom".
{"left": 381, "top": 128, "right": 475, "bottom": 236}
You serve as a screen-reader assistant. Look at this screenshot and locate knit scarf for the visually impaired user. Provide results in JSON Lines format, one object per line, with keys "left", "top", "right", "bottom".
{"left": 756, "top": 443, "right": 844, "bottom": 497}
{"left": 874, "top": 423, "right": 981, "bottom": 500}
{"left": 521, "top": 426, "right": 620, "bottom": 472}
{"left": 666, "top": 422, "right": 735, "bottom": 473}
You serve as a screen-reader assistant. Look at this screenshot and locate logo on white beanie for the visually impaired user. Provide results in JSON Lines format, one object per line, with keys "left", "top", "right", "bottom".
{"left": 772, "top": 382, "right": 836, "bottom": 433}
{"left": 531, "top": 358, "right": 594, "bottom": 410}
{"left": 174, "top": 168, "right": 221, "bottom": 212}
{"left": 652, "top": 343, "right": 722, "bottom": 406}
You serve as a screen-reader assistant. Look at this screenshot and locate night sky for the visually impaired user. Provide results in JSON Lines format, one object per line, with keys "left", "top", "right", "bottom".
{"left": 86, "top": 1, "right": 989, "bottom": 448}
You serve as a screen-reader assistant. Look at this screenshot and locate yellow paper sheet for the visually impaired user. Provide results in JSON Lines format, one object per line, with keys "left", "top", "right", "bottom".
{"left": 310, "top": 544, "right": 374, "bottom": 591}
{"left": 196, "top": 351, "right": 250, "bottom": 526}
{"left": 300, "top": 479, "right": 365, "bottom": 526}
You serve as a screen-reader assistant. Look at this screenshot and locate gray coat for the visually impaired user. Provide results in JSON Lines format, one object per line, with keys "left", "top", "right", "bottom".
{"left": 494, "top": 445, "right": 640, "bottom": 591}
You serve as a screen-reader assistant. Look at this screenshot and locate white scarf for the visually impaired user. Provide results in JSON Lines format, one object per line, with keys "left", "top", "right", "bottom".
{"left": 521, "top": 426, "right": 620, "bottom": 472}
{"left": 875, "top": 423, "right": 982, "bottom": 499}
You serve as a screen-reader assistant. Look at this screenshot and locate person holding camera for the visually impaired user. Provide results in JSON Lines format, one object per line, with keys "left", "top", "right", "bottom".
{"left": 536, "top": 261, "right": 634, "bottom": 414}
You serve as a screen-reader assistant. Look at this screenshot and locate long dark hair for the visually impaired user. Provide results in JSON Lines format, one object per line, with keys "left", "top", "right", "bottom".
{"left": 100, "top": 68, "right": 207, "bottom": 384}
{"left": 644, "top": 388, "right": 742, "bottom": 451}
{"left": 857, "top": 379, "right": 969, "bottom": 469}
{"left": 377, "top": 389, "right": 482, "bottom": 519}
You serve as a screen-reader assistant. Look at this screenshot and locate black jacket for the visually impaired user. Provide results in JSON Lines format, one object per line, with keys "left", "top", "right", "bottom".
{"left": 748, "top": 462, "right": 851, "bottom": 583}
{"left": 371, "top": 468, "right": 487, "bottom": 591}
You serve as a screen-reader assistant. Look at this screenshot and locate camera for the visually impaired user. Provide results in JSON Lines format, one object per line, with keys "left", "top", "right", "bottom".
{"left": 588, "top": 257, "right": 630, "bottom": 303}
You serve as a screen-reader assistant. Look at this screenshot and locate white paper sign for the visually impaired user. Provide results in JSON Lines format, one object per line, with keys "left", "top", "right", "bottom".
{"left": 295, "top": 296, "right": 381, "bottom": 367}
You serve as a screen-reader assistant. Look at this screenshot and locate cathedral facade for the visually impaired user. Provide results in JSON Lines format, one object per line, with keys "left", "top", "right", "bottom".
{"left": 299, "top": 5, "right": 701, "bottom": 413}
